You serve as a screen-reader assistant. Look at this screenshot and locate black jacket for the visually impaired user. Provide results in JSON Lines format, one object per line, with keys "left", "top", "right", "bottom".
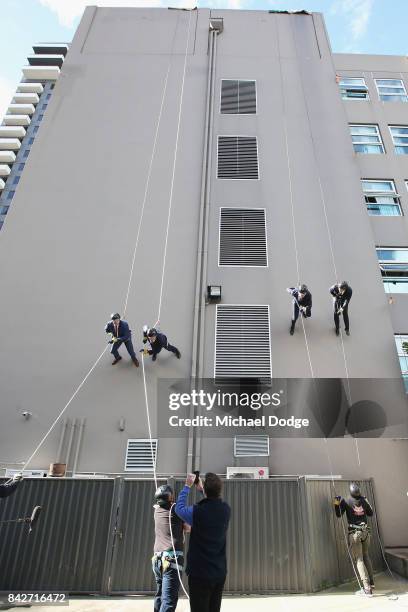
{"left": 0, "top": 480, "right": 20, "bottom": 499}
{"left": 289, "top": 288, "right": 312, "bottom": 315}
{"left": 187, "top": 497, "right": 231, "bottom": 582}
{"left": 330, "top": 285, "right": 352, "bottom": 309}
{"left": 335, "top": 496, "right": 373, "bottom": 526}
{"left": 105, "top": 320, "right": 132, "bottom": 342}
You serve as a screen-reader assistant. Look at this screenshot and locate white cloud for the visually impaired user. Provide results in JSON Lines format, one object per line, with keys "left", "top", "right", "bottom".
{"left": 0, "top": 75, "right": 14, "bottom": 123}
{"left": 331, "top": 0, "right": 374, "bottom": 42}
{"left": 38, "top": 0, "right": 195, "bottom": 28}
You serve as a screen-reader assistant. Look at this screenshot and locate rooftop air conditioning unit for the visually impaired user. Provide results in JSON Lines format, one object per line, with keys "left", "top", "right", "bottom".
{"left": 5, "top": 469, "right": 47, "bottom": 478}
{"left": 226, "top": 467, "right": 269, "bottom": 480}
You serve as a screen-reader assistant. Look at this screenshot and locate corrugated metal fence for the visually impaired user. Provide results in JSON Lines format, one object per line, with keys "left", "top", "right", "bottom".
{"left": 0, "top": 477, "right": 384, "bottom": 594}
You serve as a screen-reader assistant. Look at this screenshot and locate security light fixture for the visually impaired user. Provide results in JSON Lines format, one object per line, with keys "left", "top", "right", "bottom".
{"left": 207, "top": 285, "right": 221, "bottom": 302}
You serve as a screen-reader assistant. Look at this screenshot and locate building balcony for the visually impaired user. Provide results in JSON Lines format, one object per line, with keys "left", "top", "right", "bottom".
{"left": 0, "top": 179, "right": 5, "bottom": 191}
{"left": 32, "top": 43, "right": 69, "bottom": 56}
{"left": 0, "top": 126, "right": 26, "bottom": 139}
{"left": 0, "top": 165, "right": 11, "bottom": 178}
{"left": 3, "top": 115, "right": 31, "bottom": 127}
{"left": 28, "top": 54, "right": 64, "bottom": 68}
{"left": 22, "top": 66, "right": 60, "bottom": 80}
{"left": 0, "top": 139, "right": 21, "bottom": 151}
{"left": 7, "top": 104, "right": 35, "bottom": 116}
{"left": 16, "top": 82, "right": 44, "bottom": 94}
{"left": 0, "top": 151, "right": 16, "bottom": 164}
{"left": 12, "top": 93, "right": 39, "bottom": 105}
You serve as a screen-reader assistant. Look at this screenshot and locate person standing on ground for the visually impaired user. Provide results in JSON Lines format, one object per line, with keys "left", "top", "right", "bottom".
{"left": 334, "top": 482, "right": 375, "bottom": 597}
{"left": 175, "top": 472, "right": 231, "bottom": 612}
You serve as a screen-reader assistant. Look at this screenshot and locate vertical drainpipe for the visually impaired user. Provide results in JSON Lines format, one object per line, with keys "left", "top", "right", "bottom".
{"left": 56, "top": 419, "right": 68, "bottom": 463}
{"left": 64, "top": 418, "right": 77, "bottom": 475}
{"left": 72, "top": 418, "right": 86, "bottom": 476}
{"left": 187, "top": 19, "right": 222, "bottom": 474}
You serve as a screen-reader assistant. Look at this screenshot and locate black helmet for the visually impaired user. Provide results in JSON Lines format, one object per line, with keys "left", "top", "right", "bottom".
{"left": 349, "top": 482, "right": 361, "bottom": 499}
{"left": 154, "top": 484, "right": 173, "bottom": 508}
{"left": 111, "top": 313, "right": 121, "bottom": 320}
{"left": 147, "top": 328, "right": 157, "bottom": 337}
{"left": 339, "top": 281, "right": 348, "bottom": 290}
{"left": 299, "top": 284, "right": 308, "bottom": 293}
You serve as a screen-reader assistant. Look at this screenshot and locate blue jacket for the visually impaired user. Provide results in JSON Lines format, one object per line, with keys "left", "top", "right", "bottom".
{"left": 176, "top": 485, "right": 231, "bottom": 581}
{"left": 105, "top": 320, "right": 132, "bottom": 342}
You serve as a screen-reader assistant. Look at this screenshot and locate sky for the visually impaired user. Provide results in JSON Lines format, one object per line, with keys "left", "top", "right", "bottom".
{"left": 1, "top": 0, "right": 408, "bottom": 118}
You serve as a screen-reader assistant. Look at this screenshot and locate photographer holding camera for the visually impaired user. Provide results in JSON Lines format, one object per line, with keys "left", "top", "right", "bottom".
{"left": 175, "top": 472, "right": 231, "bottom": 612}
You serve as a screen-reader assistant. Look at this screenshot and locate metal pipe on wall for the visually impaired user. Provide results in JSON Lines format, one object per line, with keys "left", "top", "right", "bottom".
{"left": 72, "top": 418, "right": 86, "bottom": 476}
{"left": 56, "top": 419, "right": 68, "bottom": 463}
{"left": 64, "top": 418, "right": 77, "bottom": 473}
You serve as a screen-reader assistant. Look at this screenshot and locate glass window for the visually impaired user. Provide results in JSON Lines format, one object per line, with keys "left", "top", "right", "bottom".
{"left": 349, "top": 124, "right": 384, "bottom": 154}
{"left": 0, "top": 205, "right": 9, "bottom": 215}
{"left": 362, "top": 180, "right": 402, "bottom": 216}
{"left": 339, "top": 77, "right": 369, "bottom": 100}
{"left": 46, "top": 93, "right": 52, "bottom": 100}
{"left": 395, "top": 335, "right": 408, "bottom": 392}
{"left": 375, "top": 79, "right": 408, "bottom": 102}
{"left": 6, "top": 191, "right": 15, "bottom": 200}
{"left": 377, "top": 248, "right": 408, "bottom": 294}
{"left": 42, "top": 103, "right": 47, "bottom": 110}
{"left": 12, "top": 175, "right": 20, "bottom": 185}
{"left": 390, "top": 126, "right": 408, "bottom": 154}
{"left": 38, "top": 114, "right": 44, "bottom": 121}
{"left": 33, "top": 126, "right": 39, "bottom": 134}
{"left": 28, "top": 137, "right": 35, "bottom": 145}
{"left": 23, "top": 149, "right": 30, "bottom": 159}
{"left": 18, "top": 163, "right": 25, "bottom": 171}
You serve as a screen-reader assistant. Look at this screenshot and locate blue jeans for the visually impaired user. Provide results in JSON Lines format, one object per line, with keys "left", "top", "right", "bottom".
{"left": 152, "top": 556, "right": 181, "bottom": 612}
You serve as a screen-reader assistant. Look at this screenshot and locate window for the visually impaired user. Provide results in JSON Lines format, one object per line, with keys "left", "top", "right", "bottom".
{"left": 6, "top": 191, "right": 15, "bottom": 200}
{"left": 46, "top": 93, "right": 52, "bottom": 100}
{"left": 18, "top": 163, "right": 25, "bottom": 171}
{"left": 221, "top": 80, "right": 257, "bottom": 114}
{"left": 390, "top": 126, "right": 408, "bottom": 154}
{"left": 12, "top": 176, "right": 20, "bottom": 185}
{"left": 376, "top": 248, "right": 408, "bottom": 293}
{"left": 234, "top": 435, "right": 269, "bottom": 457}
{"left": 362, "top": 180, "right": 402, "bottom": 216}
{"left": 349, "top": 124, "right": 384, "bottom": 154}
{"left": 33, "top": 126, "right": 39, "bottom": 134}
{"left": 125, "top": 439, "right": 157, "bottom": 472}
{"left": 395, "top": 335, "right": 408, "bottom": 392}
{"left": 339, "top": 77, "right": 369, "bottom": 100}
{"left": 42, "top": 103, "right": 47, "bottom": 110}
{"left": 23, "top": 150, "right": 30, "bottom": 159}
{"left": 0, "top": 205, "right": 9, "bottom": 215}
{"left": 219, "top": 208, "right": 268, "bottom": 266}
{"left": 217, "top": 136, "right": 259, "bottom": 179}
{"left": 375, "top": 79, "right": 408, "bottom": 102}
{"left": 28, "top": 137, "right": 35, "bottom": 145}
{"left": 38, "top": 114, "right": 44, "bottom": 121}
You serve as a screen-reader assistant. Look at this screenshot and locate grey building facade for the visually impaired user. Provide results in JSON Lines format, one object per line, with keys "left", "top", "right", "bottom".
{"left": 0, "top": 7, "right": 407, "bottom": 551}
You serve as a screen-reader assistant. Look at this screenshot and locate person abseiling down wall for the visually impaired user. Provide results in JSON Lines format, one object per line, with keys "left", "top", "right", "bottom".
{"left": 152, "top": 484, "right": 188, "bottom": 612}
{"left": 330, "top": 281, "right": 352, "bottom": 337}
{"left": 105, "top": 313, "right": 139, "bottom": 367}
{"left": 287, "top": 284, "right": 312, "bottom": 335}
{"left": 175, "top": 473, "right": 231, "bottom": 612}
{"left": 141, "top": 326, "right": 181, "bottom": 362}
{"left": 334, "top": 482, "right": 375, "bottom": 597}
{"left": 0, "top": 473, "right": 23, "bottom": 498}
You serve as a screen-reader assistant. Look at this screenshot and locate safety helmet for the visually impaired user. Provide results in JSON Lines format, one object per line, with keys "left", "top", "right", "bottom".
{"left": 147, "top": 328, "right": 157, "bottom": 337}
{"left": 111, "top": 313, "right": 121, "bottom": 320}
{"left": 154, "top": 484, "right": 173, "bottom": 508}
{"left": 339, "top": 281, "right": 348, "bottom": 290}
{"left": 349, "top": 482, "right": 361, "bottom": 499}
{"left": 298, "top": 284, "right": 308, "bottom": 294}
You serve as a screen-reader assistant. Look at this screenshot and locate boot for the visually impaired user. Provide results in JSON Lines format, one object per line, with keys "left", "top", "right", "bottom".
{"left": 112, "top": 357, "right": 122, "bottom": 365}
{"left": 132, "top": 357, "right": 139, "bottom": 367}
{"left": 290, "top": 322, "right": 295, "bottom": 335}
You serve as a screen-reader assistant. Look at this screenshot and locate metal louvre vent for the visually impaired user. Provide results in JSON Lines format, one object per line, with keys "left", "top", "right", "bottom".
{"left": 234, "top": 435, "right": 270, "bottom": 457}
{"left": 215, "top": 305, "right": 271, "bottom": 378}
{"left": 221, "top": 80, "right": 257, "bottom": 114}
{"left": 217, "top": 136, "right": 259, "bottom": 180}
{"left": 125, "top": 439, "right": 157, "bottom": 472}
{"left": 219, "top": 208, "right": 267, "bottom": 267}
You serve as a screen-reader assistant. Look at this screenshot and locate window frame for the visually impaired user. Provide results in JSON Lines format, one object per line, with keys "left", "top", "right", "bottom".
{"left": 339, "top": 77, "right": 369, "bottom": 101}
{"left": 375, "top": 78, "right": 408, "bottom": 102}
{"left": 389, "top": 125, "right": 408, "bottom": 155}
{"left": 220, "top": 79, "right": 257, "bottom": 115}
{"left": 362, "top": 179, "right": 402, "bottom": 216}
{"left": 395, "top": 334, "right": 408, "bottom": 392}
{"left": 349, "top": 124, "right": 384, "bottom": 154}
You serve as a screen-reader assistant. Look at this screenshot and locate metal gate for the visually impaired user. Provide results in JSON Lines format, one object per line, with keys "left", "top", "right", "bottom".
{"left": 0, "top": 477, "right": 384, "bottom": 594}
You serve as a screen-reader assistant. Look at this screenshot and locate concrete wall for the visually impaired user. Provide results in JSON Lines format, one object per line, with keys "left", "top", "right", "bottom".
{"left": 0, "top": 9, "right": 407, "bottom": 545}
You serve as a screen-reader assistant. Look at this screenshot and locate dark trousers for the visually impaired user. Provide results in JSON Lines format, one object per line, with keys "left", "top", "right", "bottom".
{"left": 188, "top": 576, "right": 225, "bottom": 612}
{"left": 111, "top": 337, "right": 137, "bottom": 360}
{"left": 152, "top": 557, "right": 180, "bottom": 612}
{"left": 291, "top": 303, "right": 311, "bottom": 328}
{"left": 334, "top": 305, "right": 349, "bottom": 332}
{"left": 152, "top": 343, "right": 179, "bottom": 357}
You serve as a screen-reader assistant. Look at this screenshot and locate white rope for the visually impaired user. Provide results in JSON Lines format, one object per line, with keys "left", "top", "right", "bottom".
{"left": 169, "top": 502, "right": 190, "bottom": 600}
{"left": 156, "top": 10, "right": 193, "bottom": 324}
{"left": 122, "top": 14, "right": 180, "bottom": 317}
{"left": 141, "top": 354, "right": 157, "bottom": 490}
{"left": 23, "top": 345, "right": 109, "bottom": 471}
